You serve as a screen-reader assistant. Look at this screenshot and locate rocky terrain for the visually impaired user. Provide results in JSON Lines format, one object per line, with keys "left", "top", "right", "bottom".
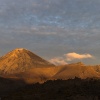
{"left": 0, "top": 48, "right": 54, "bottom": 74}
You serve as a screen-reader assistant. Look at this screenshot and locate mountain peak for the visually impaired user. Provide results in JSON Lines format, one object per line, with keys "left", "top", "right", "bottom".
{"left": 5, "top": 48, "right": 30, "bottom": 58}
{"left": 0, "top": 48, "right": 54, "bottom": 74}
{"left": 14, "top": 48, "right": 27, "bottom": 51}
{"left": 12, "top": 48, "right": 29, "bottom": 53}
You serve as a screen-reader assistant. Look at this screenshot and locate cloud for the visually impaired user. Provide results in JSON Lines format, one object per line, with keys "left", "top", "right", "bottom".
{"left": 49, "top": 52, "right": 94, "bottom": 65}
{"left": 0, "top": 0, "right": 99, "bottom": 65}
{"left": 49, "top": 57, "right": 67, "bottom": 65}
{"left": 65, "top": 52, "right": 93, "bottom": 61}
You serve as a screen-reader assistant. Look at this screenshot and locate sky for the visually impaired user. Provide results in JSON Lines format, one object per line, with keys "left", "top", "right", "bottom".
{"left": 0, "top": 0, "right": 100, "bottom": 65}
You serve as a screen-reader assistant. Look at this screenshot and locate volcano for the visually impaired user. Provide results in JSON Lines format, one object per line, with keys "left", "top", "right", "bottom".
{"left": 0, "top": 48, "right": 54, "bottom": 74}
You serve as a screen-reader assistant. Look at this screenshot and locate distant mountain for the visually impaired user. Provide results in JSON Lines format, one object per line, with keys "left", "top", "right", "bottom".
{"left": 0, "top": 48, "right": 100, "bottom": 84}
{"left": 0, "top": 48, "right": 54, "bottom": 74}
{"left": 52, "top": 63, "right": 100, "bottom": 80}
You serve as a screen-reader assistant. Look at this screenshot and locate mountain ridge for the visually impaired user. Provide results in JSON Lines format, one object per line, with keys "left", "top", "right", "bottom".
{"left": 0, "top": 48, "right": 100, "bottom": 84}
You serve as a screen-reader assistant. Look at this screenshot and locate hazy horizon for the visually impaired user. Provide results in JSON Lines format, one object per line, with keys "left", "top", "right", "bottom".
{"left": 0, "top": 0, "right": 100, "bottom": 65}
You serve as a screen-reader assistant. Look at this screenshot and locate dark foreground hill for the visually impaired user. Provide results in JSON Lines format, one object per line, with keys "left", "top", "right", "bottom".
{"left": 0, "top": 76, "right": 26, "bottom": 98}
{"left": 2, "top": 78, "right": 100, "bottom": 100}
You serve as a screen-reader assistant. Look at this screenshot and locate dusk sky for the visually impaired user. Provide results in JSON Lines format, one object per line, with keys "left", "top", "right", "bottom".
{"left": 0, "top": 0, "right": 100, "bottom": 65}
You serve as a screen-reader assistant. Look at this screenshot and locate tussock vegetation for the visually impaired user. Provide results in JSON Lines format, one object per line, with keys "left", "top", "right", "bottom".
{"left": 2, "top": 78, "right": 100, "bottom": 100}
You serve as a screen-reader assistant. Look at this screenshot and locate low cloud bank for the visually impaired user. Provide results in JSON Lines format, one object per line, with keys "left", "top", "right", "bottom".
{"left": 65, "top": 52, "right": 93, "bottom": 61}
{"left": 50, "top": 57, "right": 68, "bottom": 65}
{"left": 49, "top": 52, "right": 93, "bottom": 65}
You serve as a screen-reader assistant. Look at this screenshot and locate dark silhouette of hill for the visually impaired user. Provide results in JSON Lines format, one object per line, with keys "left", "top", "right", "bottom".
{"left": 0, "top": 76, "right": 26, "bottom": 98}
{"left": 2, "top": 78, "right": 100, "bottom": 100}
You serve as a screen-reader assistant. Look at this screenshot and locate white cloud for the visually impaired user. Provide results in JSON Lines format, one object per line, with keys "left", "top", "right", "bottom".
{"left": 65, "top": 52, "right": 93, "bottom": 61}
{"left": 49, "top": 52, "right": 94, "bottom": 65}
{"left": 49, "top": 57, "right": 67, "bottom": 65}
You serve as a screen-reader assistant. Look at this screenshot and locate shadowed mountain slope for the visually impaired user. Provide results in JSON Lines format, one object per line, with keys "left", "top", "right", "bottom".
{"left": 9, "top": 63, "right": 100, "bottom": 84}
